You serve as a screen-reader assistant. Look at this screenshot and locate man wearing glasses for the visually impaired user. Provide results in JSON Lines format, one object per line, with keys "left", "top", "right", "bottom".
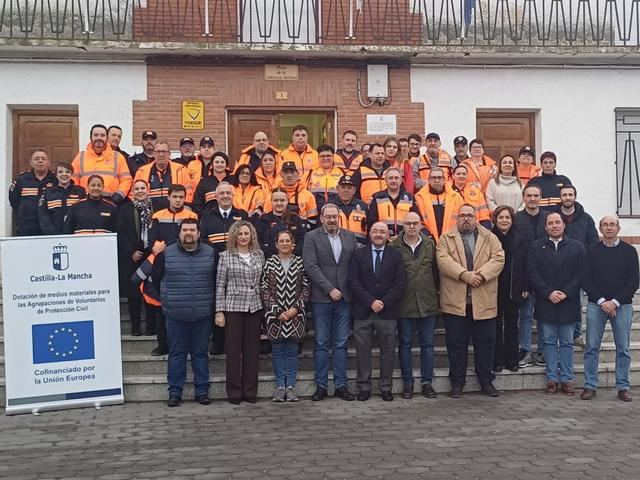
{"left": 414, "top": 167, "right": 464, "bottom": 241}
{"left": 134, "top": 141, "right": 192, "bottom": 209}
{"left": 436, "top": 204, "right": 505, "bottom": 398}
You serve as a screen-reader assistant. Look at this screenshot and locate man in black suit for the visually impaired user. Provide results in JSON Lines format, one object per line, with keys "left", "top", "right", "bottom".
{"left": 349, "top": 222, "right": 405, "bottom": 401}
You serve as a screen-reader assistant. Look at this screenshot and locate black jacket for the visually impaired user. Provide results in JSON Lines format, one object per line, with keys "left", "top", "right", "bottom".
{"left": 63, "top": 198, "right": 118, "bottom": 234}
{"left": 559, "top": 202, "right": 599, "bottom": 248}
{"left": 527, "top": 236, "right": 585, "bottom": 324}
{"left": 199, "top": 207, "right": 249, "bottom": 253}
{"left": 117, "top": 201, "right": 153, "bottom": 296}
{"left": 349, "top": 245, "right": 406, "bottom": 320}
{"left": 527, "top": 171, "right": 572, "bottom": 211}
{"left": 127, "top": 152, "right": 154, "bottom": 176}
{"left": 492, "top": 226, "right": 528, "bottom": 303}
{"left": 513, "top": 209, "right": 550, "bottom": 244}
{"left": 254, "top": 211, "right": 306, "bottom": 258}
{"left": 38, "top": 181, "right": 86, "bottom": 235}
{"left": 193, "top": 173, "right": 234, "bottom": 215}
{"left": 9, "top": 169, "right": 56, "bottom": 236}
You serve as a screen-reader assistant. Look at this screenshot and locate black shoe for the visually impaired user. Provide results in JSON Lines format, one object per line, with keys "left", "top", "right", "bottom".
{"left": 494, "top": 365, "right": 504, "bottom": 373}
{"left": 209, "top": 346, "right": 224, "bottom": 356}
{"left": 381, "top": 391, "right": 394, "bottom": 402}
{"left": 243, "top": 396, "right": 257, "bottom": 404}
{"left": 131, "top": 330, "right": 142, "bottom": 337}
{"left": 195, "top": 395, "right": 211, "bottom": 405}
{"left": 151, "top": 347, "right": 168, "bottom": 356}
{"left": 450, "top": 385, "right": 463, "bottom": 398}
{"left": 481, "top": 382, "right": 500, "bottom": 397}
{"left": 259, "top": 339, "right": 272, "bottom": 355}
{"left": 357, "top": 391, "right": 370, "bottom": 401}
{"left": 167, "top": 396, "right": 181, "bottom": 407}
{"left": 401, "top": 384, "right": 414, "bottom": 399}
{"left": 506, "top": 365, "right": 519, "bottom": 372}
{"left": 228, "top": 398, "right": 241, "bottom": 405}
{"left": 421, "top": 383, "right": 437, "bottom": 398}
{"left": 311, "top": 387, "right": 328, "bottom": 401}
{"left": 144, "top": 329, "right": 155, "bottom": 336}
{"left": 334, "top": 386, "right": 355, "bottom": 401}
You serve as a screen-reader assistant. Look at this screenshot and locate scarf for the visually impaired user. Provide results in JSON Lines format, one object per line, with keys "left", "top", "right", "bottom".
{"left": 132, "top": 198, "right": 153, "bottom": 248}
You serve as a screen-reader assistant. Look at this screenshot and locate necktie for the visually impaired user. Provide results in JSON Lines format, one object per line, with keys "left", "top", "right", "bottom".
{"left": 223, "top": 211, "right": 228, "bottom": 219}
{"left": 374, "top": 249, "right": 382, "bottom": 274}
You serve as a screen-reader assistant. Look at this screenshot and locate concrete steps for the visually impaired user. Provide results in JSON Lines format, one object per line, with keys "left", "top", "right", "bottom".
{"left": 2, "top": 298, "right": 640, "bottom": 403}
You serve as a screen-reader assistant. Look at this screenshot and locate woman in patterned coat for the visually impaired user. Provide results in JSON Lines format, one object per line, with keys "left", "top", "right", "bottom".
{"left": 260, "top": 230, "right": 311, "bottom": 402}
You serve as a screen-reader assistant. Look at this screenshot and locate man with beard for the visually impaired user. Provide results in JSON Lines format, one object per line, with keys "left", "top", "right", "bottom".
{"left": 412, "top": 132, "right": 453, "bottom": 191}
{"left": 173, "top": 137, "right": 196, "bottom": 167}
{"left": 451, "top": 136, "right": 469, "bottom": 168}
{"left": 152, "top": 218, "right": 217, "bottom": 407}
{"left": 334, "top": 130, "right": 363, "bottom": 173}
{"left": 436, "top": 204, "right": 505, "bottom": 398}
{"left": 128, "top": 130, "right": 157, "bottom": 176}
{"left": 303, "top": 203, "right": 359, "bottom": 402}
{"left": 72, "top": 124, "right": 132, "bottom": 205}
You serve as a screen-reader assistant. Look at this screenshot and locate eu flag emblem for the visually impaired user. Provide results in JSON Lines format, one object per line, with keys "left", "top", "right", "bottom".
{"left": 32, "top": 321, "right": 95, "bottom": 364}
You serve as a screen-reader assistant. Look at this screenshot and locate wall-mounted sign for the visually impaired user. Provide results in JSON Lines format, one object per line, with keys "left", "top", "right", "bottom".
{"left": 182, "top": 101, "right": 204, "bottom": 130}
{"left": 367, "top": 114, "right": 397, "bottom": 135}
{"left": 265, "top": 65, "right": 299, "bottom": 80}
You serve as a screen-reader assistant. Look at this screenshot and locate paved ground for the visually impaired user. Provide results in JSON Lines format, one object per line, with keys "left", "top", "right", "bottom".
{"left": 0, "top": 389, "right": 639, "bottom": 479}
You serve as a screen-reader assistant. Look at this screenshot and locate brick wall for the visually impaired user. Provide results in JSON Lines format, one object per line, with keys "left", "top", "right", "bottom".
{"left": 133, "top": 63, "right": 424, "bottom": 152}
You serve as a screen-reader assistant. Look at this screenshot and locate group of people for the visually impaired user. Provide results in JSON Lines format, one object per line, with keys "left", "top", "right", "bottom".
{"left": 9, "top": 123, "right": 639, "bottom": 405}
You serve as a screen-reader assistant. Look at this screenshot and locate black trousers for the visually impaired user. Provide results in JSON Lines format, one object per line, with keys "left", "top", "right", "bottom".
{"left": 494, "top": 299, "right": 520, "bottom": 369}
{"left": 148, "top": 306, "right": 167, "bottom": 352}
{"left": 128, "top": 284, "right": 156, "bottom": 335}
{"left": 444, "top": 305, "right": 496, "bottom": 386}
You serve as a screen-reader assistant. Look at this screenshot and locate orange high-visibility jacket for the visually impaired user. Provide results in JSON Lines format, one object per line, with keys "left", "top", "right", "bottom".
{"left": 414, "top": 186, "right": 464, "bottom": 241}
{"left": 263, "top": 182, "right": 317, "bottom": 222}
{"left": 411, "top": 150, "right": 454, "bottom": 191}
{"left": 306, "top": 167, "right": 343, "bottom": 205}
{"left": 461, "top": 155, "right": 497, "bottom": 193}
{"left": 517, "top": 163, "right": 542, "bottom": 186}
{"left": 134, "top": 160, "right": 193, "bottom": 203}
{"left": 353, "top": 159, "right": 389, "bottom": 205}
{"left": 72, "top": 143, "right": 132, "bottom": 199}
{"left": 334, "top": 150, "right": 364, "bottom": 173}
{"left": 233, "top": 184, "right": 266, "bottom": 217}
{"left": 451, "top": 183, "right": 491, "bottom": 223}
{"left": 280, "top": 144, "right": 318, "bottom": 184}
{"left": 235, "top": 144, "right": 282, "bottom": 173}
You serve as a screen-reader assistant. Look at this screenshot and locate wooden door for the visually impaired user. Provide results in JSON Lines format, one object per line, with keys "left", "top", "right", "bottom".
{"left": 12, "top": 111, "right": 79, "bottom": 175}
{"left": 476, "top": 113, "right": 535, "bottom": 162}
{"left": 228, "top": 113, "right": 279, "bottom": 169}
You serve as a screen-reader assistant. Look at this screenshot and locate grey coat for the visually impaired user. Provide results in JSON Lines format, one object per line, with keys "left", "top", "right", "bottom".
{"left": 302, "top": 227, "right": 358, "bottom": 303}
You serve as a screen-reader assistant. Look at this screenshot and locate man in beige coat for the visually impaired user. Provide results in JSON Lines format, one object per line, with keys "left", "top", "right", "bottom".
{"left": 436, "top": 204, "right": 505, "bottom": 398}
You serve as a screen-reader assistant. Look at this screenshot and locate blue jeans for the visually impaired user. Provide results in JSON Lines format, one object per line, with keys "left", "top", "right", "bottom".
{"left": 397, "top": 316, "right": 436, "bottom": 386}
{"left": 519, "top": 293, "right": 543, "bottom": 353}
{"left": 573, "top": 291, "right": 586, "bottom": 339}
{"left": 272, "top": 339, "right": 300, "bottom": 388}
{"left": 584, "top": 303, "right": 632, "bottom": 391}
{"left": 166, "top": 317, "right": 211, "bottom": 398}
{"left": 540, "top": 322, "right": 574, "bottom": 383}
{"left": 312, "top": 300, "right": 351, "bottom": 389}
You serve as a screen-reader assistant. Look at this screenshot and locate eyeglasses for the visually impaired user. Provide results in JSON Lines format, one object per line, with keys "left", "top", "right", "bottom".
{"left": 154, "top": 150, "right": 170, "bottom": 155}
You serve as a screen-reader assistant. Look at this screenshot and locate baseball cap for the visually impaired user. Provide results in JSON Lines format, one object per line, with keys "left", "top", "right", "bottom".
{"left": 199, "top": 136, "right": 214, "bottom": 147}
{"left": 281, "top": 161, "right": 298, "bottom": 172}
{"left": 179, "top": 137, "right": 195, "bottom": 146}
{"left": 142, "top": 130, "right": 157, "bottom": 140}
{"left": 519, "top": 146, "right": 534, "bottom": 157}
{"left": 453, "top": 136, "right": 468, "bottom": 146}
{"left": 338, "top": 174, "right": 356, "bottom": 186}
{"left": 425, "top": 132, "right": 440, "bottom": 141}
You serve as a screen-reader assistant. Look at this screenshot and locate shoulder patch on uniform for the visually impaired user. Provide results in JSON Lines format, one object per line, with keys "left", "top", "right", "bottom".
{"left": 100, "top": 212, "right": 112, "bottom": 217}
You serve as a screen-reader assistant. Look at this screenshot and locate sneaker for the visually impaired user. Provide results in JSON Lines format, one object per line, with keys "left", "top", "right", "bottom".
{"left": 573, "top": 336, "right": 586, "bottom": 349}
{"left": 272, "top": 387, "right": 286, "bottom": 402}
{"left": 285, "top": 387, "right": 299, "bottom": 402}
{"left": 518, "top": 352, "right": 533, "bottom": 368}
{"left": 535, "top": 352, "right": 546, "bottom": 366}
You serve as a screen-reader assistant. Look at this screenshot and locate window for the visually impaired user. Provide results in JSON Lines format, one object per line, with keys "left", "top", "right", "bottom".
{"left": 615, "top": 109, "right": 640, "bottom": 217}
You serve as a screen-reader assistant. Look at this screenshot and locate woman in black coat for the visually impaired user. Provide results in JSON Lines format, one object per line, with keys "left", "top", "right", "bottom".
{"left": 491, "top": 205, "right": 528, "bottom": 372}
{"left": 117, "top": 179, "right": 154, "bottom": 336}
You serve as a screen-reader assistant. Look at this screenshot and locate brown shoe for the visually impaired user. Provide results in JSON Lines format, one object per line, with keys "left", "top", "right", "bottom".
{"left": 580, "top": 388, "right": 597, "bottom": 400}
{"left": 618, "top": 389, "right": 633, "bottom": 402}
{"left": 561, "top": 382, "right": 575, "bottom": 396}
{"left": 545, "top": 381, "right": 558, "bottom": 395}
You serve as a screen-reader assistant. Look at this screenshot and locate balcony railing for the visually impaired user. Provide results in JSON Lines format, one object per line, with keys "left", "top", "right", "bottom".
{"left": 1, "top": 1, "right": 639, "bottom": 48}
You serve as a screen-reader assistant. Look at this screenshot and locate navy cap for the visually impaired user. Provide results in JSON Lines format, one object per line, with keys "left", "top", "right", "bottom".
{"left": 338, "top": 174, "right": 356, "bottom": 186}
{"left": 281, "top": 161, "right": 298, "bottom": 172}
{"left": 199, "top": 136, "right": 214, "bottom": 147}
{"left": 519, "top": 146, "right": 534, "bottom": 156}
{"left": 179, "top": 137, "right": 195, "bottom": 146}
{"left": 425, "top": 132, "right": 440, "bottom": 141}
{"left": 142, "top": 130, "right": 157, "bottom": 140}
{"left": 453, "top": 136, "right": 468, "bottom": 146}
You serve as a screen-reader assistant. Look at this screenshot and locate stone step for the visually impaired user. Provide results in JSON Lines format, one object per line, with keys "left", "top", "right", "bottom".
{"left": 1, "top": 362, "right": 638, "bottom": 403}
{"left": 1, "top": 340, "right": 638, "bottom": 378}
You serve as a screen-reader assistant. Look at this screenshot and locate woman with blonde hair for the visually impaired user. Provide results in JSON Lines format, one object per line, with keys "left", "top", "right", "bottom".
{"left": 215, "top": 220, "right": 265, "bottom": 404}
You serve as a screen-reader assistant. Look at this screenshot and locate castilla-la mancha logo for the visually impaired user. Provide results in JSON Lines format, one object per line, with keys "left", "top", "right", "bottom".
{"left": 52, "top": 244, "right": 69, "bottom": 271}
